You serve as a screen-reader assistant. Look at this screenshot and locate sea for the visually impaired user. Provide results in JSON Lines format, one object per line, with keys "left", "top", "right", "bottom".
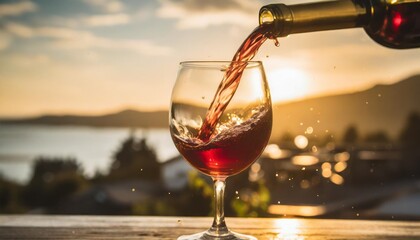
{"left": 0, "top": 124, "right": 178, "bottom": 184}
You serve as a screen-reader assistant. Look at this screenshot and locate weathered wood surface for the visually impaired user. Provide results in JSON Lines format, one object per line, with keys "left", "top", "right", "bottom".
{"left": 0, "top": 215, "right": 419, "bottom": 239}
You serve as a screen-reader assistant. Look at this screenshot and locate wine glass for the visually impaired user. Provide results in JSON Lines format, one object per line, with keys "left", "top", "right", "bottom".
{"left": 170, "top": 61, "right": 272, "bottom": 240}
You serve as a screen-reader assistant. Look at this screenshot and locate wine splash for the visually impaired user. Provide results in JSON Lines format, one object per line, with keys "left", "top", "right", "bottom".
{"left": 173, "top": 107, "right": 272, "bottom": 176}
{"left": 197, "top": 24, "right": 274, "bottom": 141}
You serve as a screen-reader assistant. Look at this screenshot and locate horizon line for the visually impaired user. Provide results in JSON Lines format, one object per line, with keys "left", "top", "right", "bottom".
{"left": 1, "top": 73, "right": 419, "bottom": 119}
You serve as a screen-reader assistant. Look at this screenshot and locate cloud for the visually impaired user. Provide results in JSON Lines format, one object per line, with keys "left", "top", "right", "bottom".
{"left": 83, "top": 13, "right": 130, "bottom": 27}
{"left": 4, "top": 22, "right": 34, "bottom": 38}
{"left": 83, "top": 0, "right": 124, "bottom": 13}
{"left": 156, "top": 0, "right": 258, "bottom": 29}
{"left": 0, "top": 1, "right": 37, "bottom": 17}
{"left": 34, "top": 13, "right": 131, "bottom": 29}
{"left": 7, "top": 53, "right": 50, "bottom": 66}
{"left": 167, "top": 0, "right": 237, "bottom": 11}
{"left": 3, "top": 22, "right": 171, "bottom": 56}
{"left": 135, "top": 7, "right": 153, "bottom": 21}
{"left": 0, "top": 32, "right": 11, "bottom": 50}
{"left": 35, "top": 27, "right": 93, "bottom": 40}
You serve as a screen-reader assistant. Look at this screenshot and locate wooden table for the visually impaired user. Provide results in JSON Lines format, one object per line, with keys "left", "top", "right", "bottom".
{"left": 0, "top": 215, "right": 419, "bottom": 239}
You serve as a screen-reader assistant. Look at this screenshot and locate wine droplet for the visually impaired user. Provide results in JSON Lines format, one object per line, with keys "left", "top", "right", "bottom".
{"left": 274, "top": 38, "right": 280, "bottom": 47}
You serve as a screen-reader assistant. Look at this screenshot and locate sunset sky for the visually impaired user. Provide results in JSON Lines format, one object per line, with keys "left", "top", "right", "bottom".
{"left": 0, "top": 0, "right": 419, "bottom": 117}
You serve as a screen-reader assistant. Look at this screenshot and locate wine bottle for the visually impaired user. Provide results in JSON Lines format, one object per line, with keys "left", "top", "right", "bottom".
{"left": 259, "top": 0, "right": 420, "bottom": 49}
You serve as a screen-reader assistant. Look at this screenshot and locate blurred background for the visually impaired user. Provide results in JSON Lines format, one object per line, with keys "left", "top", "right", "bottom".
{"left": 0, "top": 0, "right": 419, "bottom": 219}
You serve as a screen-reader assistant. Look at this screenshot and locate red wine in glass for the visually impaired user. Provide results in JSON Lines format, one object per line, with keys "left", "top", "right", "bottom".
{"left": 172, "top": 107, "right": 272, "bottom": 177}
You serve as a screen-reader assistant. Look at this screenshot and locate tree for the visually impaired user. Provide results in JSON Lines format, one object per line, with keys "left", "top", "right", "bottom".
{"left": 399, "top": 112, "right": 420, "bottom": 148}
{"left": 365, "top": 131, "right": 390, "bottom": 143}
{"left": 280, "top": 132, "right": 294, "bottom": 143}
{"left": 23, "top": 157, "right": 87, "bottom": 208}
{"left": 398, "top": 112, "right": 420, "bottom": 178}
{"left": 276, "top": 131, "right": 295, "bottom": 148}
{"left": 0, "top": 175, "right": 25, "bottom": 213}
{"left": 342, "top": 125, "right": 359, "bottom": 144}
{"left": 108, "top": 134, "right": 161, "bottom": 181}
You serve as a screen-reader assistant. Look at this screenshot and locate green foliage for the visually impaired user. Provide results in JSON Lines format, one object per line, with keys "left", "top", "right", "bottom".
{"left": 188, "top": 171, "right": 213, "bottom": 199}
{"left": 184, "top": 171, "right": 213, "bottom": 215}
{"left": 131, "top": 171, "right": 212, "bottom": 216}
{"left": 22, "top": 157, "right": 88, "bottom": 208}
{"left": 132, "top": 198, "right": 177, "bottom": 216}
{"left": 108, "top": 135, "right": 161, "bottom": 181}
{"left": 0, "top": 175, "right": 26, "bottom": 213}
{"left": 231, "top": 180, "right": 270, "bottom": 217}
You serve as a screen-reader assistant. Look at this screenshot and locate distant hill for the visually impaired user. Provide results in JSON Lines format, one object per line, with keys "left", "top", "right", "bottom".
{"left": 0, "top": 109, "right": 169, "bottom": 128}
{"left": 271, "top": 74, "right": 420, "bottom": 140}
{"left": 2, "top": 75, "right": 420, "bottom": 139}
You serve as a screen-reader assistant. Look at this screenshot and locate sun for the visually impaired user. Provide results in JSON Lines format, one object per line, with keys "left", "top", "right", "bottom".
{"left": 266, "top": 68, "right": 310, "bottom": 103}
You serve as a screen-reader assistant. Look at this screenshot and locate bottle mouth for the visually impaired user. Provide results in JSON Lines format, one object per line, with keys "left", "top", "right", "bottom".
{"left": 259, "top": 4, "right": 293, "bottom": 38}
{"left": 259, "top": 9, "right": 275, "bottom": 25}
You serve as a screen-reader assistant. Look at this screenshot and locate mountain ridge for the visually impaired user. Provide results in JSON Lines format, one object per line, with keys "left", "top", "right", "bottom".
{"left": 1, "top": 109, "right": 169, "bottom": 129}
{"left": 271, "top": 74, "right": 420, "bottom": 139}
{"left": 2, "top": 74, "right": 419, "bottom": 139}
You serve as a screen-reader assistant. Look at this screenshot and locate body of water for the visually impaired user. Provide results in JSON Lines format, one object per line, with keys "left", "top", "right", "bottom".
{"left": 0, "top": 124, "right": 178, "bottom": 184}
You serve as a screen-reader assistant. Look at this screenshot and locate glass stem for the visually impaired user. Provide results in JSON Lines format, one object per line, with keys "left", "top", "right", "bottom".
{"left": 208, "top": 177, "right": 229, "bottom": 236}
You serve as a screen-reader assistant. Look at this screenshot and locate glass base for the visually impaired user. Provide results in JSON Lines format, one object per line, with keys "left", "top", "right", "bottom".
{"left": 178, "top": 230, "right": 257, "bottom": 240}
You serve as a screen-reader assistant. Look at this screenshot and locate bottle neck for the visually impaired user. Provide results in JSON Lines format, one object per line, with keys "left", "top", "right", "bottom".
{"left": 259, "top": 0, "right": 370, "bottom": 37}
